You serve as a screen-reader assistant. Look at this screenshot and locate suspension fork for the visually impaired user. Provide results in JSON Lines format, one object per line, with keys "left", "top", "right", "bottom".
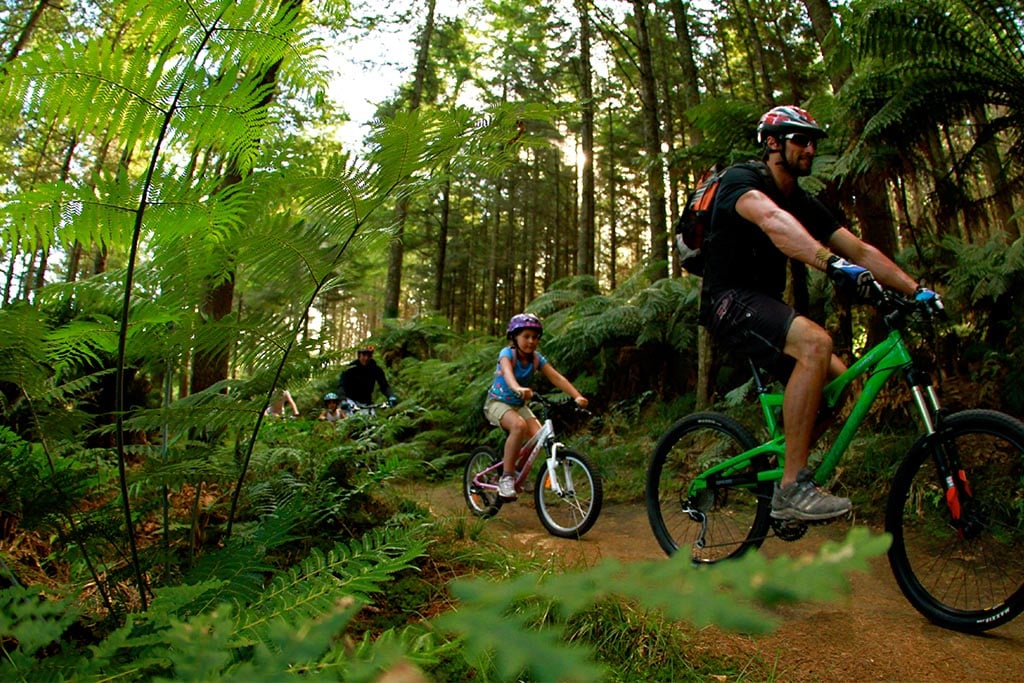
{"left": 907, "top": 367, "right": 974, "bottom": 532}
{"left": 542, "top": 440, "right": 568, "bottom": 496}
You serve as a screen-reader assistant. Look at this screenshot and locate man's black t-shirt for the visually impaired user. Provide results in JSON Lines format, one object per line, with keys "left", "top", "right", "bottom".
{"left": 338, "top": 360, "right": 392, "bottom": 405}
{"left": 698, "top": 162, "right": 842, "bottom": 322}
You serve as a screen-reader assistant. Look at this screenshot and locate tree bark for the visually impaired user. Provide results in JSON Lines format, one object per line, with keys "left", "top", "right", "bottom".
{"left": 575, "top": 0, "right": 596, "bottom": 277}
{"left": 632, "top": 0, "right": 669, "bottom": 279}
{"left": 432, "top": 169, "right": 451, "bottom": 311}
{"left": 384, "top": 0, "right": 436, "bottom": 319}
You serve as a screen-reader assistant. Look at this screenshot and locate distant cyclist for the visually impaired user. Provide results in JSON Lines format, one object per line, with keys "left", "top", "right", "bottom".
{"left": 337, "top": 345, "right": 397, "bottom": 413}
{"left": 318, "top": 392, "right": 345, "bottom": 423}
{"left": 265, "top": 389, "right": 300, "bottom": 419}
{"left": 483, "top": 313, "right": 588, "bottom": 501}
{"left": 699, "top": 105, "right": 941, "bottom": 522}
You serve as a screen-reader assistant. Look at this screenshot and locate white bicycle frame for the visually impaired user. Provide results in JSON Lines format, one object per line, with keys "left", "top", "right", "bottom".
{"left": 474, "top": 415, "right": 572, "bottom": 496}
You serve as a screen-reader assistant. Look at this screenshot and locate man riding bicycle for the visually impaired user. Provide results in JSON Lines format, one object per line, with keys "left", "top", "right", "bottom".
{"left": 698, "top": 105, "right": 942, "bottom": 522}
{"left": 337, "top": 346, "right": 397, "bottom": 414}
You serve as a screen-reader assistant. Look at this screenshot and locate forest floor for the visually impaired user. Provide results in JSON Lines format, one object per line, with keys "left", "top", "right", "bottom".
{"left": 412, "top": 482, "right": 1024, "bottom": 682}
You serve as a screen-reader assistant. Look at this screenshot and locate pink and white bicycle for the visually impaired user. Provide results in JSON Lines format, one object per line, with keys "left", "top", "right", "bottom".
{"left": 463, "top": 394, "right": 603, "bottom": 538}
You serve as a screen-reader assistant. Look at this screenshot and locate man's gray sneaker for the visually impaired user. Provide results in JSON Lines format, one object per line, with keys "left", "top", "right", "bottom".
{"left": 770, "top": 468, "right": 851, "bottom": 521}
{"left": 498, "top": 474, "right": 517, "bottom": 500}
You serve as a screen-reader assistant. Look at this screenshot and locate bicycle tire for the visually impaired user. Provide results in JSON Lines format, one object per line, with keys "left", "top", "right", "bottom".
{"left": 646, "top": 412, "right": 771, "bottom": 562}
{"left": 534, "top": 448, "right": 603, "bottom": 538}
{"left": 464, "top": 447, "right": 504, "bottom": 517}
{"left": 886, "top": 409, "right": 1024, "bottom": 632}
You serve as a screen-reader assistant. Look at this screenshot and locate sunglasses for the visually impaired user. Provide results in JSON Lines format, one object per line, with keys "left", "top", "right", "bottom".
{"left": 782, "top": 132, "right": 818, "bottom": 148}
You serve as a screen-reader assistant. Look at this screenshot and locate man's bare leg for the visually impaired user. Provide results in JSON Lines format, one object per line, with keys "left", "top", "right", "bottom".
{"left": 772, "top": 316, "right": 852, "bottom": 521}
{"left": 780, "top": 316, "right": 833, "bottom": 486}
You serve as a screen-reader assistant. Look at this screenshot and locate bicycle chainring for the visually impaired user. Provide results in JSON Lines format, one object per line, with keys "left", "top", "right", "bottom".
{"left": 771, "top": 517, "right": 808, "bottom": 541}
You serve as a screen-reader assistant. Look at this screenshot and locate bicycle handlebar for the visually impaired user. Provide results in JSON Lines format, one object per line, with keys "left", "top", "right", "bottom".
{"left": 870, "top": 282, "right": 947, "bottom": 331}
{"left": 529, "top": 393, "right": 592, "bottom": 420}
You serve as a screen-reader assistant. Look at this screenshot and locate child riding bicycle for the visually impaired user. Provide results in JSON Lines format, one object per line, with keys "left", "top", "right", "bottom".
{"left": 483, "top": 313, "right": 588, "bottom": 501}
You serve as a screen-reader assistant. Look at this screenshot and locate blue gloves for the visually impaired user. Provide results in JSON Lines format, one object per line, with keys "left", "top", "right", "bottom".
{"left": 388, "top": 395, "right": 399, "bottom": 407}
{"left": 914, "top": 285, "right": 944, "bottom": 316}
{"left": 826, "top": 255, "right": 878, "bottom": 301}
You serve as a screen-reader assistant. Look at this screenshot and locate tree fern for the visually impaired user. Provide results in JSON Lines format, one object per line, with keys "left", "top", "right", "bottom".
{"left": 843, "top": 0, "right": 1024, "bottom": 184}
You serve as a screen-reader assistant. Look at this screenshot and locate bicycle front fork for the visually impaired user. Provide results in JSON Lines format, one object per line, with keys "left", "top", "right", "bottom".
{"left": 542, "top": 443, "right": 569, "bottom": 497}
{"left": 907, "top": 367, "right": 943, "bottom": 434}
{"left": 908, "top": 369, "right": 980, "bottom": 538}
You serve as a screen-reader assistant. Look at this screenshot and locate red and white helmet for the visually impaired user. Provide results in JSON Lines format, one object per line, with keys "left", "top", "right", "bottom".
{"left": 756, "top": 105, "right": 826, "bottom": 144}
{"left": 506, "top": 313, "right": 543, "bottom": 340}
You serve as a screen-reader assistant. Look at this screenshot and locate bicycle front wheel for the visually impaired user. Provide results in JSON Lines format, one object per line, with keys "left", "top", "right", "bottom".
{"left": 646, "top": 412, "right": 771, "bottom": 562}
{"left": 887, "top": 409, "right": 1024, "bottom": 632}
{"left": 534, "top": 448, "right": 603, "bottom": 538}
{"left": 463, "top": 447, "right": 503, "bottom": 517}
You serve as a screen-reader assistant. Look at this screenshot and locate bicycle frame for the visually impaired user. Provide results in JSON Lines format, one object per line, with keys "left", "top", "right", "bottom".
{"left": 472, "top": 416, "right": 573, "bottom": 496}
{"left": 690, "top": 326, "right": 943, "bottom": 497}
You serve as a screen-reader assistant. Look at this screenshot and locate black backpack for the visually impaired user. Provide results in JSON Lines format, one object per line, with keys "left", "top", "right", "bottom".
{"left": 673, "top": 165, "right": 724, "bottom": 276}
{"left": 673, "top": 161, "right": 770, "bottom": 276}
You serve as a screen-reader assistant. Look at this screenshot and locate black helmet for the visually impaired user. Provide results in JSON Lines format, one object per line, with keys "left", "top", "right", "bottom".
{"left": 756, "top": 105, "right": 826, "bottom": 145}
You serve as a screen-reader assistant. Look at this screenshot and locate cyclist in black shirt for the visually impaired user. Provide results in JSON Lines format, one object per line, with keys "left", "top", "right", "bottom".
{"left": 337, "top": 346, "right": 397, "bottom": 410}
{"left": 700, "top": 105, "right": 941, "bottom": 522}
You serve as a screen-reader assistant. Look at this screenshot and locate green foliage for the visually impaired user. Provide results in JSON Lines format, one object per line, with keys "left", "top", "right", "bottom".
{"left": 0, "top": 529, "right": 429, "bottom": 682}
{"left": 436, "top": 527, "right": 889, "bottom": 682}
{"left": 534, "top": 269, "right": 701, "bottom": 392}
{"left": 843, "top": 0, "right": 1024, "bottom": 181}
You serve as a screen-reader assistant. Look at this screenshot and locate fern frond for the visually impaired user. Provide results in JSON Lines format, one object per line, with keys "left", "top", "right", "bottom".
{"left": 235, "top": 528, "right": 426, "bottom": 646}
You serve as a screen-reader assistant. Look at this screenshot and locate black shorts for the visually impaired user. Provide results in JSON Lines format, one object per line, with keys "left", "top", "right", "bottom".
{"left": 705, "top": 289, "right": 796, "bottom": 382}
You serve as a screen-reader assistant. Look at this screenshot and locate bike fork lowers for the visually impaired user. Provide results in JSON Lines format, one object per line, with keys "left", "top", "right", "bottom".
{"left": 542, "top": 442, "right": 567, "bottom": 497}
{"left": 907, "top": 368, "right": 975, "bottom": 537}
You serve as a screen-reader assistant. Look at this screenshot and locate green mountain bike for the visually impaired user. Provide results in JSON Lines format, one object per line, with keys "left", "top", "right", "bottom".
{"left": 645, "top": 286, "right": 1024, "bottom": 633}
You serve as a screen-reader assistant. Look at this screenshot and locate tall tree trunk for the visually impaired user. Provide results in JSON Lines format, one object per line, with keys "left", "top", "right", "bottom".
{"left": 971, "top": 106, "right": 1019, "bottom": 242}
{"left": 668, "top": 0, "right": 703, "bottom": 147}
{"left": 432, "top": 169, "right": 451, "bottom": 311}
{"left": 191, "top": 1, "right": 297, "bottom": 393}
{"left": 575, "top": 0, "right": 596, "bottom": 277}
{"left": 735, "top": 0, "right": 774, "bottom": 106}
{"left": 632, "top": 0, "right": 668, "bottom": 279}
{"left": 606, "top": 105, "right": 619, "bottom": 290}
{"left": 384, "top": 0, "right": 436, "bottom": 319}
{"left": 669, "top": 1, "right": 716, "bottom": 407}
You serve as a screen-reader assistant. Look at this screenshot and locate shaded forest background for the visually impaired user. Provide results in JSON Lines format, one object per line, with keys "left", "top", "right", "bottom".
{"left": 1, "top": 0, "right": 1023, "bottom": 680}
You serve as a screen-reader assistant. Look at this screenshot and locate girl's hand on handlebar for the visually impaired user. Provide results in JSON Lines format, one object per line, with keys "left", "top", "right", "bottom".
{"left": 517, "top": 387, "right": 533, "bottom": 401}
{"left": 574, "top": 395, "right": 589, "bottom": 409}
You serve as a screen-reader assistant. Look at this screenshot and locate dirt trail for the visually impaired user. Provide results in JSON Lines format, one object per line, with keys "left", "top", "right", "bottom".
{"left": 415, "top": 484, "right": 1024, "bottom": 682}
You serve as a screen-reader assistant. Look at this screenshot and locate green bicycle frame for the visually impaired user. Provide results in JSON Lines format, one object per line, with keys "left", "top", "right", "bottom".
{"left": 690, "top": 327, "right": 929, "bottom": 496}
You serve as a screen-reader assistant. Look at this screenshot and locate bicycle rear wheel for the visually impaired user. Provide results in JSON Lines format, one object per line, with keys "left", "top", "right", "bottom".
{"left": 464, "top": 447, "right": 503, "bottom": 517}
{"left": 534, "top": 448, "right": 603, "bottom": 538}
{"left": 646, "top": 412, "right": 771, "bottom": 562}
{"left": 887, "top": 409, "right": 1024, "bottom": 632}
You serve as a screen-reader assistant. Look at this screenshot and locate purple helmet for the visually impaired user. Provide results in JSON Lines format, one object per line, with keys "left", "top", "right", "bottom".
{"left": 506, "top": 313, "right": 543, "bottom": 339}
